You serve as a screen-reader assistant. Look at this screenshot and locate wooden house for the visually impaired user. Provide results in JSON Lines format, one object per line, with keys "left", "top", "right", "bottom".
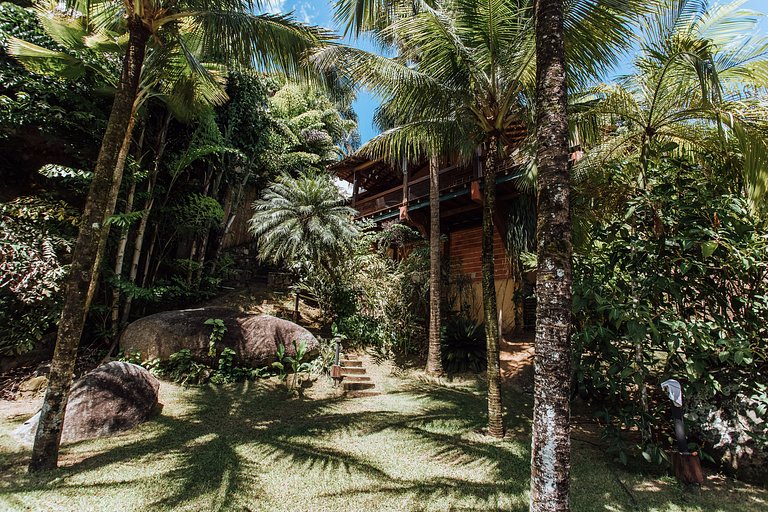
{"left": 329, "top": 133, "right": 537, "bottom": 333}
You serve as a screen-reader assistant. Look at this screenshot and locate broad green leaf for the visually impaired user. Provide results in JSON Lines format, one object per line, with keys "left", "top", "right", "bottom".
{"left": 701, "top": 240, "right": 718, "bottom": 258}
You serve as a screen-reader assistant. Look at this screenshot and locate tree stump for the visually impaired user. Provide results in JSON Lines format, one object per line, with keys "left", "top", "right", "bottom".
{"left": 672, "top": 452, "right": 704, "bottom": 485}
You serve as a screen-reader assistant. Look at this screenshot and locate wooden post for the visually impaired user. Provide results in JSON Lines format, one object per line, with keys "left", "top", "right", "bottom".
{"left": 671, "top": 405, "right": 704, "bottom": 485}
{"left": 352, "top": 172, "right": 359, "bottom": 207}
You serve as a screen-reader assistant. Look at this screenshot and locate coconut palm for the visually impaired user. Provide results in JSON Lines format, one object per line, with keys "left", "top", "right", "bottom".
{"left": 249, "top": 172, "right": 359, "bottom": 281}
{"left": 573, "top": 0, "right": 768, "bottom": 211}
{"left": 319, "top": 0, "right": 642, "bottom": 438}
{"left": 26, "top": 0, "right": 330, "bottom": 471}
{"left": 530, "top": 0, "right": 572, "bottom": 508}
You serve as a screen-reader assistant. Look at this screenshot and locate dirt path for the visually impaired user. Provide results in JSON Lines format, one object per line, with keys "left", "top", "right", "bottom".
{"left": 499, "top": 333, "right": 534, "bottom": 392}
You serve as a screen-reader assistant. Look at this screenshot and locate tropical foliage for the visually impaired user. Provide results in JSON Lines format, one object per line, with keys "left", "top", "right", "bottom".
{"left": 574, "top": 0, "right": 768, "bottom": 220}
{"left": 249, "top": 171, "right": 358, "bottom": 276}
{"left": 573, "top": 156, "right": 768, "bottom": 467}
{"left": 569, "top": 0, "right": 768, "bottom": 478}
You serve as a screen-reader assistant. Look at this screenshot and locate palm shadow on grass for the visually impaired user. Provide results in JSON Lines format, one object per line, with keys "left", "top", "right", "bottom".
{"left": 1, "top": 379, "right": 533, "bottom": 511}
{"left": 4, "top": 377, "right": 764, "bottom": 512}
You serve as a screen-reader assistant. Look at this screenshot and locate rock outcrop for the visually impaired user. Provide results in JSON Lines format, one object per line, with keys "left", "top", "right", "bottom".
{"left": 15, "top": 361, "right": 160, "bottom": 444}
{"left": 120, "top": 307, "right": 318, "bottom": 367}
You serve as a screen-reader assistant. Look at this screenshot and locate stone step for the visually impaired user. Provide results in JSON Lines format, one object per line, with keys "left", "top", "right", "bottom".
{"left": 343, "top": 381, "right": 376, "bottom": 391}
{"left": 345, "top": 390, "right": 380, "bottom": 398}
{"left": 343, "top": 376, "right": 371, "bottom": 382}
{"left": 340, "top": 367, "right": 366, "bottom": 375}
{"left": 340, "top": 359, "right": 362, "bottom": 367}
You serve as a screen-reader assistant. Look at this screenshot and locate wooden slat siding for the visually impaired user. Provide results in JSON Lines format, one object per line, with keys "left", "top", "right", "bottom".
{"left": 448, "top": 226, "right": 510, "bottom": 281}
{"left": 222, "top": 186, "right": 260, "bottom": 249}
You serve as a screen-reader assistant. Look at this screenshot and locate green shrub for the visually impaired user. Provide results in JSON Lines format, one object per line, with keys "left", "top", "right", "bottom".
{"left": 573, "top": 159, "right": 768, "bottom": 465}
{"left": 300, "top": 224, "right": 429, "bottom": 358}
{"left": 124, "top": 348, "right": 271, "bottom": 386}
{"left": 441, "top": 315, "right": 487, "bottom": 374}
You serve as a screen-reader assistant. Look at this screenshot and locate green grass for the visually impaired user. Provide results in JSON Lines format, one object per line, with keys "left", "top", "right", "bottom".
{"left": 0, "top": 369, "right": 765, "bottom": 512}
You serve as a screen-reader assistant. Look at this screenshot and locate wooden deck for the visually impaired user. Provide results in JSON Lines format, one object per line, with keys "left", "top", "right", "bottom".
{"left": 352, "top": 160, "right": 520, "bottom": 222}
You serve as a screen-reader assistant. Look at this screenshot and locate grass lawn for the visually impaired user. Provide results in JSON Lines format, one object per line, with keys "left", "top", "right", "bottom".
{"left": 1, "top": 362, "right": 766, "bottom": 512}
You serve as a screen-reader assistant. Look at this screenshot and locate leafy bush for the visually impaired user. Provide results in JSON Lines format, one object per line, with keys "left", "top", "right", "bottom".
{"left": 441, "top": 315, "right": 487, "bottom": 374}
{"left": 573, "top": 159, "right": 768, "bottom": 465}
{"left": 0, "top": 196, "right": 77, "bottom": 355}
{"left": 272, "top": 340, "right": 313, "bottom": 392}
{"left": 299, "top": 223, "right": 429, "bottom": 357}
{"left": 123, "top": 348, "right": 270, "bottom": 385}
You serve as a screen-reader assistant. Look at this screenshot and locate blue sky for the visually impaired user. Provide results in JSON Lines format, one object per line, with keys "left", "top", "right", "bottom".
{"left": 273, "top": 0, "right": 768, "bottom": 145}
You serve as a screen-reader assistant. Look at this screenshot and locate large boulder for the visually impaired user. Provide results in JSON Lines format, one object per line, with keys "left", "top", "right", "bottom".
{"left": 15, "top": 361, "right": 160, "bottom": 444}
{"left": 688, "top": 393, "right": 768, "bottom": 484}
{"left": 120, "top": 307, "right": 319, "bottom": 367}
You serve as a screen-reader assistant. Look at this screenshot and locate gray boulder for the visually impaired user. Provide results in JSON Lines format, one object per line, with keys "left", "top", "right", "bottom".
{"left": 689, "top": 393, "right": 768, "bottom": 484}
{"left": 120, "top": 307, "right": 318, "bottom": 367}
{"left": 15, "top": 361, "right": 160, "bottom": 444}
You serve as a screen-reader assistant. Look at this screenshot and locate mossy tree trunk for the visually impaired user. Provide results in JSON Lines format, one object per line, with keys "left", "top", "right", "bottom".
{"left": 530, "top": 0, "right": 573, "bottom": 509}
{"left": 483, "top": 134, "right": 504, "bottom": 438}
{"left": 426, "top": 155, "right": 444, "bottom": 376}
{"left": 29, "top": 18, "right": 151, "bottom": 472}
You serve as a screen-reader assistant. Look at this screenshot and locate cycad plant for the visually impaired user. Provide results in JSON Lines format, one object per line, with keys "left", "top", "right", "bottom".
{"left": 26, "top": 0, "right": 330, "bottom": 471}
{"left": 249, "top": 172, "right": 359, "bottom": 282}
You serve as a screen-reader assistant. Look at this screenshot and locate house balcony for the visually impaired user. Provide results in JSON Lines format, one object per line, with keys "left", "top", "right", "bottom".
{"left": 352, "top": 160, "right": 521, "bottom": 224}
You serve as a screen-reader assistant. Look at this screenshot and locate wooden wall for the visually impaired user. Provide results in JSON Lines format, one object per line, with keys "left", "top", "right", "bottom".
{"left": 222, "top": 186, "right": 260, "bottom": 249}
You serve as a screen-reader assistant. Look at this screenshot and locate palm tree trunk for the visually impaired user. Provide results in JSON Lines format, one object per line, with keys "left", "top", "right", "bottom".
{"left": 483, "top": 135, "right": 504, "bottom": 438}
{"left": 426, "top": 155, "right": 444, "bottom": 376}
{"left": 28, "top": 19, "right": 151, "bottom": 472}
{"left": 531, "top": 0, "right": 572, "bottom": 509}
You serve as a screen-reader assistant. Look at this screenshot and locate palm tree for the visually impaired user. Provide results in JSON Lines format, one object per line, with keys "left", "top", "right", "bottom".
{"left": 425, "top": 155, "right": 444, "bottom": 376}
{"left": 530, "top": 0, "right": 572, "bottom": 508}
{"left": 27, "top": 0, "right": 330, "bottom": 472}
{"left": 249, "top": 172, "right": 359, "bottom": 284}
{"left": 7, "top": 0, "right": 231, "bottom": 334}
{"left": 320, "top": 0, "right": 641, "bottom": 438}
{"left": 573, "top": 0, "right": 768, "bottom": 211}
{"left": 317, "top": 0, "right": 531, "bottom": 437}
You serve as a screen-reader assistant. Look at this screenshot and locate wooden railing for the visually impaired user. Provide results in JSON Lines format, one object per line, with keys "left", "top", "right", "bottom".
{"left": 353, "top": 164, "right": 477, "bottom": 218}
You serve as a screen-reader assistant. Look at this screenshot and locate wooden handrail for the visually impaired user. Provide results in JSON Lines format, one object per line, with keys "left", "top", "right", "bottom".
{"left": 356, "top": 185, "right": 404, "bottom": 205}
{"left": 355, "top": 164, "right": 472, "bottom": 209}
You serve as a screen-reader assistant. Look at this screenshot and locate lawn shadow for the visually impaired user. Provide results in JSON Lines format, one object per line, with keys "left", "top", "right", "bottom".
{"left": 1, "top": 378, "right": 533, "bottom": 510}
{"left": 4, "top": 375, "right": 762, "bottom": 512}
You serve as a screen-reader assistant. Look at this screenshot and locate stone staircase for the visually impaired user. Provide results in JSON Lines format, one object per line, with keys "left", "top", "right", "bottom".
{"left": 337, "top": 354, "right": 377, "bottom": 397}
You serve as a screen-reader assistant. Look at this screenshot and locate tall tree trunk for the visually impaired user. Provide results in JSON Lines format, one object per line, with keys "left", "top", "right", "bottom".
{"left": 483, "top": 135, "right": 504, "bottom": 438}
{"left": 425, "top": 155, "right": 444, "bottom": 376}
{"left": 110, "top": 124, "right": 145, "bottom": 333}
{"left": 208, "top": 170, "right": 251, "bottom": 275}
{"left": 29, "top": 19, "right": 150, "bottom": 472}
{"left": 109, "top": 174, "right": 136, "bottom": 332}
{"left": 121, "top": 113, "right": 171, "bottom": 326}
{"left": 530, "top": 0, "right": 572, "bottom": 509}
